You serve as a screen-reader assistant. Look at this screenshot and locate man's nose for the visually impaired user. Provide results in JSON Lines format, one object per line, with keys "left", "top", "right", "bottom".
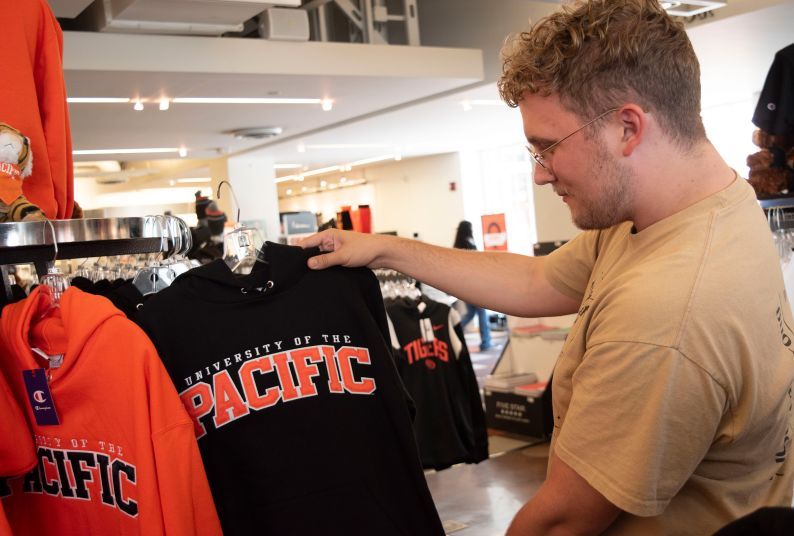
{"left": 533, "top": 164, "right": 555, "bottom": 185}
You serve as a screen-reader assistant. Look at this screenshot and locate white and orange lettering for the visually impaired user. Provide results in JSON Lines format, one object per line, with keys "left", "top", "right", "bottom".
{"left": 272, "top": 352, "right": 300, "bottom": 402}
{"left": 239, "top": 356, "right": 280, "bottom": 410}
{"left": 291, "top": 347, "right": 324, "bottom": 398}
{"left": 321, "top": 345, "right": 344, "bottom": 393}
{"left": 179, "top": 382, "right": 214, "bottom": 438}
{"left": 212, "top": 370, "right": 250, "bottom": 428}
{"left": 337, "top": 347, "right": 376, "bottom": 395}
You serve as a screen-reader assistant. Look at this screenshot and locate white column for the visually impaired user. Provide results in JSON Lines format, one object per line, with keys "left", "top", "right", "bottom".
{"left": 225, "top": 155, "right": 280, "bottom": 241}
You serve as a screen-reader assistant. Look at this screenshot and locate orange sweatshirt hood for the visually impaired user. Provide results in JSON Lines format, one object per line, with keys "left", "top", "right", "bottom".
{"left": 1, "top": 286, "right": 122, "bottom": 377}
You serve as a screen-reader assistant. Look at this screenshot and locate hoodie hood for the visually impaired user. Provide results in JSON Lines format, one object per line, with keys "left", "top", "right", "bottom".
{"left": 179, "top": 241, "right": 320, "bottom": 302}
{"left": 1, "top": 286, "right": 123, "bottom": 382}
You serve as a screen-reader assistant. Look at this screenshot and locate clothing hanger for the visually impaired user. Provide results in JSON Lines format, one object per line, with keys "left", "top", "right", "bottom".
{"left": 132, "top": 215, "right": 177, "bottom": 295}
{"left": 39, "top": 219, "right": 69, "bottom": 308}
{"left": 217, "top": 180, "right": 265, "bottom": 274}
{"left": 33, "top": 220, "right": 68, "bottom": 373}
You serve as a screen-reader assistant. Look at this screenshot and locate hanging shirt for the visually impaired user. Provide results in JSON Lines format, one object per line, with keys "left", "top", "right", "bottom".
{"left": 386, "top": 298, "right": 488, "bottom": 470}
{"left": 0, "top": 0, "right": 74, "bottom": 218}
{"left": 135, "top": 242, "right": 444, "bottom": 536}
{"left": 0, "top": 371, "right": 36, "bottom": 536}
{"left": 0, "top": 287, "right": 221, "bottom": 535}
{"left": 753, "top": 43, "right": 794, "bottom": 136}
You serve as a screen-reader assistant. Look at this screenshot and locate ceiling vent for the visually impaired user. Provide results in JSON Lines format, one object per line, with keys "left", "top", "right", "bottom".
{"left": 83, "top": 0, "right": 301, "bottom": 36}
{"left": 228, "top": 127, "right": 284, "bottom": 140}
{"left": 661, "top": 1, "right": 727, "bottom": 17}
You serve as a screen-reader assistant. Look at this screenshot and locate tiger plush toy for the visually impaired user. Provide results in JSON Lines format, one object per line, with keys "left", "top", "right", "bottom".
{"left": 0, "top": 122, "right": 46, "bottom": 222}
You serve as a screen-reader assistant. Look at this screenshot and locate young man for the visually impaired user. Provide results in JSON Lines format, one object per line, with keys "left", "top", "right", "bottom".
{"left": 300, "top": 1, "right": 794, "bottom": 534}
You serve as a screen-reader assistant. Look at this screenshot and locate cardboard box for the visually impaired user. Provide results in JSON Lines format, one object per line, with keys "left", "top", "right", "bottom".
{"left": 484, "top": 386, "right": 553, "bottom": 439}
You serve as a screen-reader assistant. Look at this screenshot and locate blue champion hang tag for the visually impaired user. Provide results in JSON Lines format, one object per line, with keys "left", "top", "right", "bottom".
{"left": 22, "top": 368, "right": 60, "bottom": 426}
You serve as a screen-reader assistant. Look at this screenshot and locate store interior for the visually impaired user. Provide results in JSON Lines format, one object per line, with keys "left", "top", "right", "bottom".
{"left": 2, "top": 0, "right": 794, "bottom": 534}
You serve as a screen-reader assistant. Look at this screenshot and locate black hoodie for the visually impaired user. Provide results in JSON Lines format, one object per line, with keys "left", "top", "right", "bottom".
{"left": 135, "top": 242, "right": 443, "bottom": 536}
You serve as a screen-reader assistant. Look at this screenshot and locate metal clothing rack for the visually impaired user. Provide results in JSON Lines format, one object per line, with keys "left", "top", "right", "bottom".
{"left": 0, "top": 217, "right": 171, "bottom": 299}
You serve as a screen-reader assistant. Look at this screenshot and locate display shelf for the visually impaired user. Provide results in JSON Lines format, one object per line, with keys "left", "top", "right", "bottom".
{"left": 0, "top": 217, "right": 167, "bottom": 266}
{"left": 759, "top": 195, "right": 794, "bottom": 210}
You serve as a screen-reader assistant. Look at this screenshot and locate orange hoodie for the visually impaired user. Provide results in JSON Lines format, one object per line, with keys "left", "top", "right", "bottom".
{"left": 0, "top": 372, "right": 36, "bottom": 536}
{"left": 0, "top": 287, "right": 222, "bottom": 535}
{"left": 1, "top": 0, "right": 74, "bottom": 219}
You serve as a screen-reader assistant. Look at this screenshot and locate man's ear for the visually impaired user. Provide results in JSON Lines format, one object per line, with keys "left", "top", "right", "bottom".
{"left": 617, "top": 104, "right": 645, "bottom": 157}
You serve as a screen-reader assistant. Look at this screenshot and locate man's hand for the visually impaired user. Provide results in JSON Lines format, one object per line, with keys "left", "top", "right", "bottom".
{"left": 299, "top": 229, "right": 392, "bottom": 270}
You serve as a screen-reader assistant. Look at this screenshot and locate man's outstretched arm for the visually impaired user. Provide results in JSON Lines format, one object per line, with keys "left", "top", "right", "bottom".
{"left": 300, "top": 229, "right": 579, "bottom": 318}
{"left": 507, "top": 453, "right": 621, "bottom": 536}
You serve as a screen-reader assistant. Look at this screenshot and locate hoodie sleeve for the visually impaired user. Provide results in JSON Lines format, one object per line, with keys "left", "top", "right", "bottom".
{"left": 145, "top": 342, "right": 222, "bottom": 536}
{"left": 0, "top": 372, "right": 37, "bottom": 478}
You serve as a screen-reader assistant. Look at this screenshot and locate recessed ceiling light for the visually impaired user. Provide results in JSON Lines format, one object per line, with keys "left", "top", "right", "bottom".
{"left": 73, "top": 147, "right": 180, "bottom": 156}
{"left": 159, "top": 98, "right": 170, "bottom": 111}
{"left": 178, "top": 147, "right": 188, "bottom": 158}
{"left": 321, "top": 98, "right": 334, "bottom": 111}
{"left": 172, "top": 97, "right": 322, "bottom": 105}
{"left": 320, "top": 180, "right": 328, "bottom": 188}
{"left": 169, "top": 179, "right": 176, "bottom": 186}
{"left": 133, "top": 100, "right": 144, "bottom": 111}
{"left": 305, "top": 143, "right": 390, "bottom": 150}
{"left": 347, "top": 154, "right": 399, "bottom": 167}
{"left": 301, "top": 186, "right": 308, "bottom": 192}
{"left": 68, "top": 97, "right": 132, "bottom": 103}
{"left": 286, "top": 188, "right": 293, "bottom": 195}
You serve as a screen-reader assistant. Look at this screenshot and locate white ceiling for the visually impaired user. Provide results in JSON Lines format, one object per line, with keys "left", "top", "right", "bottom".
{"left": 50, "top": 0, "right": 794, "bottom": 198}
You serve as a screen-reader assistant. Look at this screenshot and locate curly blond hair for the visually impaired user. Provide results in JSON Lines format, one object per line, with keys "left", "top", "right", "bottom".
{"left": 498, "top": 0, "right": 705, "bottom": 144}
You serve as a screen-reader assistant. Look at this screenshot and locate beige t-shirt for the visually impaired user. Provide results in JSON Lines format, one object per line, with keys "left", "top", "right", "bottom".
{"left": 544, "top": 177, "right": 794, "bottom": 535}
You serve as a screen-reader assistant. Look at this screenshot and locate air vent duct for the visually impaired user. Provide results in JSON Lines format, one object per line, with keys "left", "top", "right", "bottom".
{"left": 228, "top": 127, "right": 284, "bottom": 140}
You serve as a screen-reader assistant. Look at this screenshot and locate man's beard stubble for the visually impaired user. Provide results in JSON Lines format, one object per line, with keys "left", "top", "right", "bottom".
{"left": 571, "top": 143, "right": 634, "bottom": 230}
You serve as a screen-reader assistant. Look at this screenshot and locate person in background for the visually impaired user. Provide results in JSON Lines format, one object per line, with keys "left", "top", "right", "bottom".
{"left": 300, "top": 1, "right": 794, "bottom": 534}
{"left": 453, "top": 220, "right": 493, "bottom": 351}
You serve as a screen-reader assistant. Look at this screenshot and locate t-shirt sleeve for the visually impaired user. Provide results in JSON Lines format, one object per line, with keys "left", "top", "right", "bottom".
{"left": 543, "top": 230, "right": 601, "bottom": 301}
{"left": 554, "top": 342, "right": 726, "bottom": 517}
{"left": 753, "top": 44, "right": 794, "bottom": 136}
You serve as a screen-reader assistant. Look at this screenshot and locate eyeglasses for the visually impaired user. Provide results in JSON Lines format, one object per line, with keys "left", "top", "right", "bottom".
{"left": 527, "top": 107, "right": 620, "bottom": 170}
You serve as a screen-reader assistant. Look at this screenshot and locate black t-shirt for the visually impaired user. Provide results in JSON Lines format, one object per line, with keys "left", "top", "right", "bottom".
{"left": 753, "top": 43, "right": 794, "bottom": 136}
{"left": 135, "top": 243, "right": 443, "bottom": 536}
{"left": 386, "top": 297, "right": 488, "bottom": 470}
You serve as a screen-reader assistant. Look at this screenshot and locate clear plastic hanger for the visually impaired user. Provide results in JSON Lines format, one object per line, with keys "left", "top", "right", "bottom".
{"left": 39, "top": 219, "right": 70, "bottom": 308}
{"left": 217, "top": 180, "right": 265, "bottom": 274}
{"left": 132, "top": 215, "right": 178, "bottom": 295}
{"left": 34, "top": 220, "right": 68, "bottom": 373}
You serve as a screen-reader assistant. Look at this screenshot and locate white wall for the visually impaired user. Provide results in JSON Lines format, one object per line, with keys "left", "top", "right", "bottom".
{"left": 278, "top": 153, "right": 465, "bottom": 247}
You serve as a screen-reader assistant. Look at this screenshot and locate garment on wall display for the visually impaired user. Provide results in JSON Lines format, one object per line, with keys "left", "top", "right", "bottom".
{"left": 0, "top": 287, "right": 222, "bottom": 535}
{"left": 135, "top": 242, "right": 444, "bottom": 536}
{"left": 753, "top": 43, "right": 794, "bottom": 136}
{"left": 1, "top": 0, "right": 74, "bottom": 219}
{"left": 386, "top": 298, "right": 488, "bottom": 470}
{"left": 543, "top": 177, "right": 794, "bottom": 536}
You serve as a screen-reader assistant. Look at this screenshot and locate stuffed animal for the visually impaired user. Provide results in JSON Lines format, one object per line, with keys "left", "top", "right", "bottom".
{"left": 0, "top": 122, "right": 46, "bottom": 222}
{"left": 747, "top": 128, "right": 794, "bottom": 198}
